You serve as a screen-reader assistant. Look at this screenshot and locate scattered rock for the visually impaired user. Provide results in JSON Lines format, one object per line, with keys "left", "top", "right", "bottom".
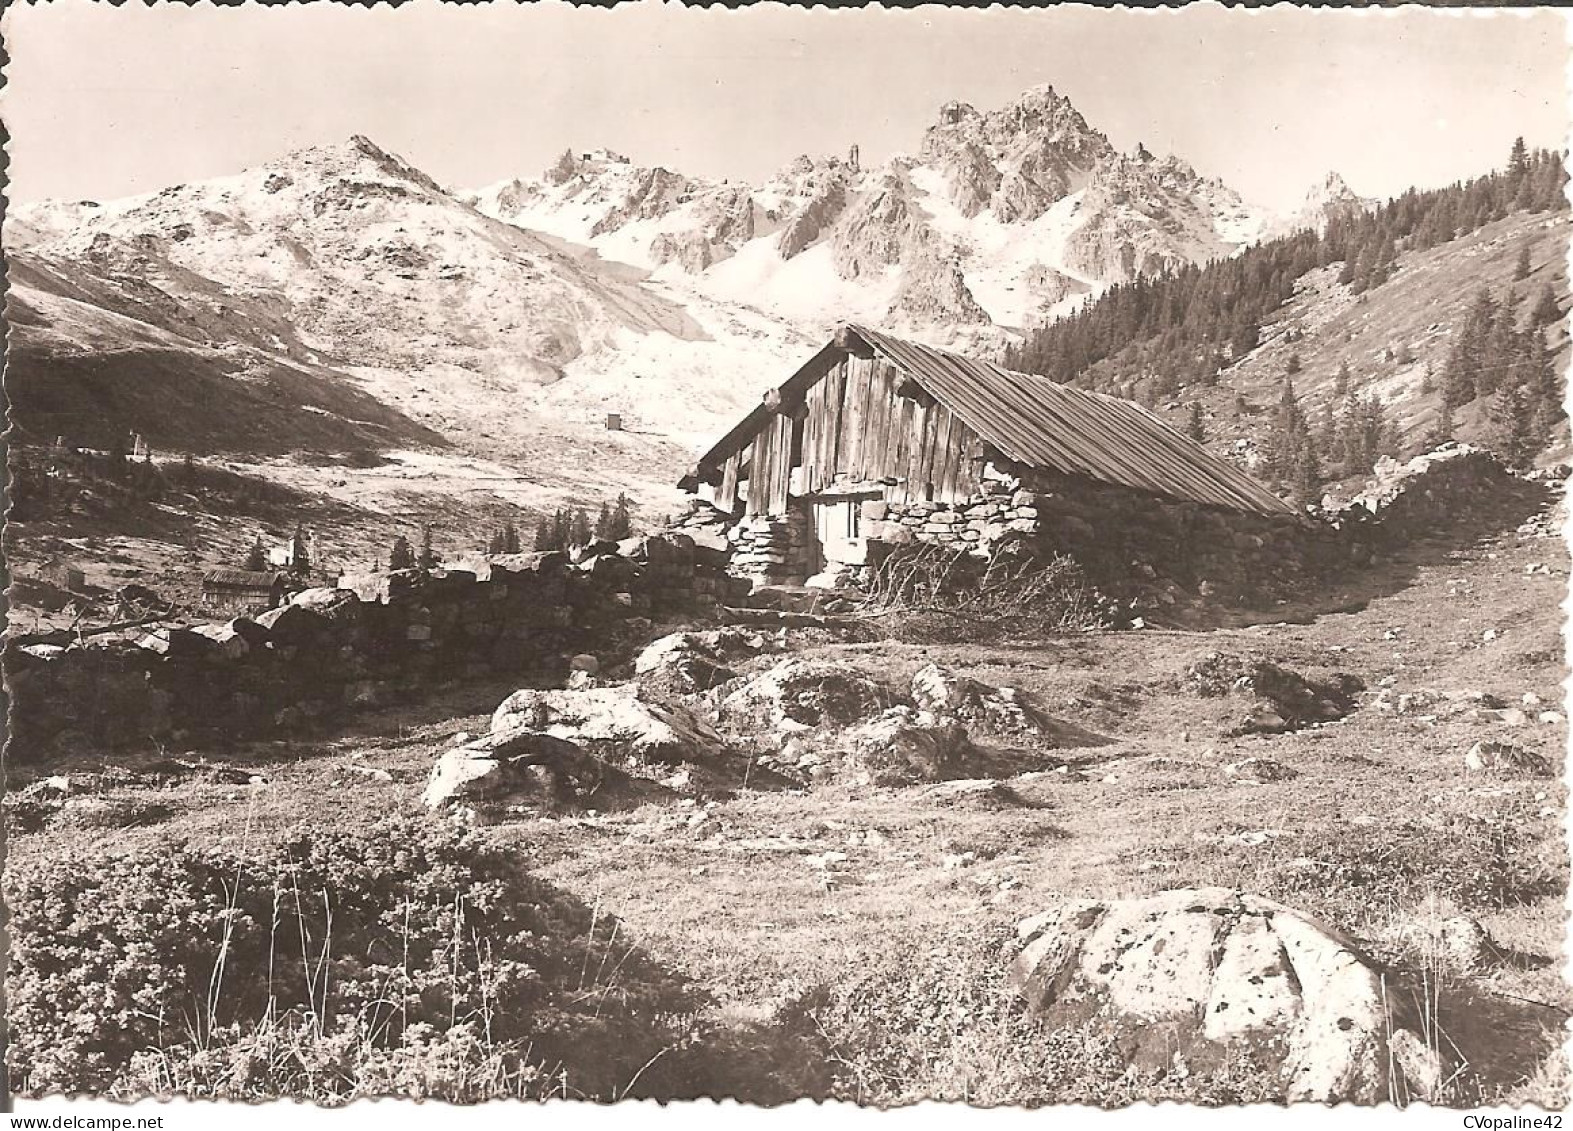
{"left": 1395, "top": 915, "right": 1500, "bottom": 974}
{"left": 910, "top": 663, "right": 1047, "bottom": 734}
{"left": 342, "top": 763, "right": 394, "bottom": 782}
{"left": 1007, "top": 888, "right": 1445, "bottom": 1104}
{"left": 835, "top": 707, "right": 977, "bottom": 787}
{"left": 492, "top": 685, "right": 722, "bottom": 765}
{"left": 717, "top": 658, "right": 888, "bottom": 738}
{"left": 1464, "top": 740, "right": 1553, "bottom": 778}
{"left": 423, "top": 729, "right": 608, "bottom": 809}
{"left": 634, "top": 628, "right": 773, "bottom": 698}
{"left": 1222, "top": 758, "right": 1299, "bottom": 784}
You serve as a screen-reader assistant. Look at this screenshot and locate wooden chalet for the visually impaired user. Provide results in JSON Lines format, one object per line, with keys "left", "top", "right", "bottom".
{"left": 201, "top": 569, "right": 288, "bottom": 615}
{"left": 684, "top": 324, "right": 1293, "bottom": 582}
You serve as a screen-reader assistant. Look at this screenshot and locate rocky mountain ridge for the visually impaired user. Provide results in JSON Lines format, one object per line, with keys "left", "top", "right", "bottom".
{"left": 6, "top": 134, "right": 816, "bottom": 481}
{"left": 468, "top": 85, "right": 1312, "bottom": 338}
{"left": 6, "top": 85, "right": 1382, "bottom": 505}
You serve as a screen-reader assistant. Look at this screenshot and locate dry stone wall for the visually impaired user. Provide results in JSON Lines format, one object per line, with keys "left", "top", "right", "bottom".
{"left": 6, "top": 535, "right": 749, "bottom": 764}
{"left": 727, "top": 510, "right": 816, "bottom": 586}
{"left": 853, "top": 443, "right": 1536, "bottom": 613}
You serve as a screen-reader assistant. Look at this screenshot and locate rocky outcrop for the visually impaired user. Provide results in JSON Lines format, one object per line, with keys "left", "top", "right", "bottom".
{"left": 423, "top": 729, "right": 607, "bottom": 809}
{"left": 833, "top": 707, "right": 975, "bottom": 787}
{"left": 776, "top": 179, "right": 848, "bottom": 259}
{"left": 1464, "top": 739, "right": 1554, "bottom": 778}
{"left": 886, "top": 246, "right": 991, "bottom": 328}
{"left": 1021, "top": 263, "right": 1090, "bottom": 322}
{"left": 542, "top": 148, "right": 580, "bottom": 187}
{"left": 717, "top": 657, "right": 890, "bottom": 737}
{"left": 1062, "top": 153, "right": 1253, "bottom": 283}
{"left": 1338, "top": 444, "right": 1532, "bottom": 544}
{"left": 1007, "top": 889, "right": 1446, "bottom": 1104}
{"left": 930, "top": 139, "right": 1000, "bottom": 219}
{"left": 918, "top": 85, "right": 1111, "bottom": 224}
{"left": 910, "top": 663, "right": 1047, "bottom": 736}
{"left": 634, "top": 627, "right": 779, "bottom": 699}
{"left": 588, "top": 166, "right": 695, "bottom": 238}
{"left": 491, "top": 684, "right": 723, "bottom": 766}
{"left": 831, "top": 171, "right": 932, "bottom": 281}
{"left": 1182, "top": 653, "right": 1364, "bottom": 735}
{"left": 650, "top": 186, "right": 759, "bottom": 273}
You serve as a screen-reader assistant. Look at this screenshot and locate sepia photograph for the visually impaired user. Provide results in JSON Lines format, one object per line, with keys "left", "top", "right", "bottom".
{"left": 2, "top": 0, "right": 1570, "bottom": 1112}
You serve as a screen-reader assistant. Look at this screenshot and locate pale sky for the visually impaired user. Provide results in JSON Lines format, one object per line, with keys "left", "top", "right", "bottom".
{"left": 3, "top": 0, "right": 1569, "bottom": 212}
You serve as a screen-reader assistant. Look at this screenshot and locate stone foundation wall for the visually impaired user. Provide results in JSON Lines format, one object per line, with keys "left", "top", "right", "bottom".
{"left": 840, "top": 444, "right": 1531, "bottom": 615}
{"left": 727, "top": 510, "right": 816, "bottom": 587}
{"left": 5, "top": 535, "right": 750, "bottom": 764}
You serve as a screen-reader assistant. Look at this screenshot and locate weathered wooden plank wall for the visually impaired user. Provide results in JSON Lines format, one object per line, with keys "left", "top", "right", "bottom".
{"left": 748, "top": 355, "right": 982, "bottom": 513}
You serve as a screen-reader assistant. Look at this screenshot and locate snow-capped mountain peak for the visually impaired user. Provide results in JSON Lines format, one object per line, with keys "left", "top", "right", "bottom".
{"left": 468, "top": 85, "right": 1280, "bottom": 341}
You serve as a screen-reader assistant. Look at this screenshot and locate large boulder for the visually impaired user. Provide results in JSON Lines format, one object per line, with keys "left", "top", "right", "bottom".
{"left": 835, "top": 707, "right": 976, "bottom": 787}
{"left": 634, "top": 628, "right": 778, "bottom": 698}
{"left": 491, "top": 685, "right": 721, "bottom": 765}
{"left": 1183, "top": 653, "right": 1362, "bottom": 735}
{"left": 187, "top": 621, "right": 252, "bottom": 660}
{"left": 910, "top": 663, "right": 1047, "bottom": 734}
{"left": 423, "top": 729, "right": 606, "bottom": 809}
{"left": 717, "top": 658, "right": 889, "bottom": 737}
{"left": 1006, "top": 888, "right": 1444, "bottom": 1104}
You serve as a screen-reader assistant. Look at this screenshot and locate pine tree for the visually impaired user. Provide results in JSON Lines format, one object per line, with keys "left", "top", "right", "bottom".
{"left": 594, "top": 501, "right": 612, "bottom": 540}
{"left": 1488, "top": 384, "right": 1535, "bottom": 469}
{"left": 570, "top": 508, "right": 592, "bottom": 548}
{"left": 108, "top": 433, "right": 129, "bottom": 480}
{"left": 1420, "top": 361, "right": 1436, "bottom": 396}
{"left": 1425, "top": 398, "right": 1456, "bottom": 450}
{"left": 1291, "top": 438, "right": 1324, "bottom": 509}
{"left": 533, "top": 517, "right": 554, "bottom": 552}
{"left": 389, "top": 535, "right": 416, "bottom": 571}
{"left": 244, "top": 536, "right": 267, "bottom": 572}
{"left": 607, "top": 493, "right": 634, "bottom": 540}
{"left": 289, "top": 523, "right": 311, "bottom": 577}
{"left": 1184, "top": 402, "right": 1206, "bottom": 443}
{"left": 1286, "top": 351, "right": 1302, "bottom": 377}
{"left": 419, "top": 525, "right": 438, "bottom": 572}
{"left": 1531, "top": 283, "right": 1561, "bottom": 329}
{"left": 1334, "top": 361, "right": 1351, "bottom": 398}
{"left": 1514, "top": 243, "right": 1532, "bottom": 282}
{"left": 503, "top": 521, "right": 522, "bottom": 554}
{"left": 1442, "top": 288, "right": 1498, "bottom": 407}
{"left": 181, "top": 453, "right": 197, "bottom": 486}
{"left": 488, "top": 528, "right": 505, "bottom": 555}
{"left": 1509, "top": 136, "right": 1530, "bottom": 183}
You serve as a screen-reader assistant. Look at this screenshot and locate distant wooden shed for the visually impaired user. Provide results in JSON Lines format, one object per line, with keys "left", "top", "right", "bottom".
{"left": 42, "top": 559, "right": 86, "bottom": 593}
{"left": 201, "top": 569, "right": 287, "bottom": 615}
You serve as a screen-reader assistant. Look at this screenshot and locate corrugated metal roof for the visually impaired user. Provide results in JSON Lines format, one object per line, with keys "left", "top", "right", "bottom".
{"left": 202, "top": 569, "right": 283, "bottom": 590}
{"left": 848, "top": 325, "right": 1295, "bottom": 516}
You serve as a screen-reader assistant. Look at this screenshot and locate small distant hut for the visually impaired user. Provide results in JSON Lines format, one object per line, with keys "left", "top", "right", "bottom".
{"left": 41, "top": 558, "right": 86, "bottom": 593}
{"left": 201, "top": 569, "right": 287, "bottom": 615}
{"left": 606, "top": 412, "right": 623, "bottom": 432}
